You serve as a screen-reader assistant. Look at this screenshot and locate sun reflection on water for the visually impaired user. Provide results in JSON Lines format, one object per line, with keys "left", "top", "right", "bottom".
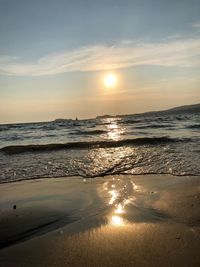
{"left": 103, "top": 118, "right": 124, "bottom": 141}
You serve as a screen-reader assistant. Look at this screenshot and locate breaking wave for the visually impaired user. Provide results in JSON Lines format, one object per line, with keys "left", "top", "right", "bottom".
{"left": 0, "top": 137, "right": 181, "bottom": 155}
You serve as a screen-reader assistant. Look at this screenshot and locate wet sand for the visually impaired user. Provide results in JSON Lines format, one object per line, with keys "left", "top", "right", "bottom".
{"left": 0, "top": 175, "right": 200, "bottom": 267}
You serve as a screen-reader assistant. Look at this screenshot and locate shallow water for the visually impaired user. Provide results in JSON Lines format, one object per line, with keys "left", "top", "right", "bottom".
{"left": 0, "top": 112, "right": 199, "bottom": 183}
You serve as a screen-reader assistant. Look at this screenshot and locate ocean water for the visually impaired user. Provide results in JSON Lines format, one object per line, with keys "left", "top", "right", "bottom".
{"left": 0, "top": 111, "right": 200, "bottom": 183}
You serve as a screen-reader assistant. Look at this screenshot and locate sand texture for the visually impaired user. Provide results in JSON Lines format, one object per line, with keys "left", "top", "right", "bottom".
{"left": 0, "top": 175, "right": 200, "bottom": 267}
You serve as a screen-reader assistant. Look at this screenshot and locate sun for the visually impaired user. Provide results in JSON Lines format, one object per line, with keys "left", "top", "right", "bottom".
{"left": 103, "top": 73, "right": 118, "bottom": 88}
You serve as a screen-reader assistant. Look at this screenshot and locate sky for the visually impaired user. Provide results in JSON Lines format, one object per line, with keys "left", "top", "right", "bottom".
{"left": 0, "top": 0, "right": 200, "bottom": 123}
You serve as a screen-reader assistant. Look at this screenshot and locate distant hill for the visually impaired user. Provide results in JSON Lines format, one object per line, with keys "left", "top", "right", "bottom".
{"left": 166, "top": 103, "right": 200, "bottom": 113}
{"left": 139, "top": 103, "right": 200, "bottom": 116}
{"left": 115, "top": 103, "right": 200, "bottom": 118}
{"left": 96, "top": 114, "right": 111, "bottom": 119}
{"left": 55, "top": 103, "right": 200, "bottom": 122}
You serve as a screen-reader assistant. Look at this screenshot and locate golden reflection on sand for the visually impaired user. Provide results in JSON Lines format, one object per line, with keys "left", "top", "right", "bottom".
{"left": 108, "top": 190, "right": 118, "bottom": 205}
{"left": 110, "top": 215, "right": 126, "bottom": 227}
{"left": 105, "top": 177, "right": 140, "bottom": 227}
{"left": 114, "top": 203, "right": 124, "bottom": 214}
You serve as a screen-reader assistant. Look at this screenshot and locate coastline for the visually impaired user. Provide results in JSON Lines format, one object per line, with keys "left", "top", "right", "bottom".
{"left": 0, "top": 174, "right": 200, "bottom": 267}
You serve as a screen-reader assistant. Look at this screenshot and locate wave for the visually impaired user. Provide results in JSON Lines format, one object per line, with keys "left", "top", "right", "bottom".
{"left": 69, "top": 130, "right": 108, "bottom": 135}
{"left": 186, "top": 124, "right": 200, "bottom": 129}
{"left": 119, "top": 119, "right": 141, "bottom": 124}
{"left": 0, "top": 137, "right": 181, "bottom": 155}
{"left": 134, "top": 124, "right": 174, "bottom": 129}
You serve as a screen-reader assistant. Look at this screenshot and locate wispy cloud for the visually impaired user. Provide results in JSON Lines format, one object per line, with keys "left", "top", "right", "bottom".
{"left": 192, "top": 21, "right": 200, "bottom": 30}
{"left": 0, "top": 37, "right": 200, "bottom": 76}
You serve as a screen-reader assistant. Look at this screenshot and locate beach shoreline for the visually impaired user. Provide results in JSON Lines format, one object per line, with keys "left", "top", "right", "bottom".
{"left": 0, "top": 174, "right": 200, "bottom": 267}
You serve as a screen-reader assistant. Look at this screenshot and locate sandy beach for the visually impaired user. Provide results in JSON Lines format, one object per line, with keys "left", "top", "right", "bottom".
{"left": 0, "top": 174, "right": 200, "bottom": 267}
{"left": 0, "top": 0, "right": 200, "bottom": 266}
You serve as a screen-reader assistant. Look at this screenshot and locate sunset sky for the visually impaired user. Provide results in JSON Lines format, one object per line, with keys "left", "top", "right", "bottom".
{"left": 0, "top": 0, "right": 200, "bottom": 123}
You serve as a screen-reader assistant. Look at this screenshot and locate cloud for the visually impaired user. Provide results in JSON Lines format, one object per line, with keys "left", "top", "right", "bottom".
{"left": 0, "top": 37, "right": 200, "bottom": 76}
{"left": 192, "top": 21, "right": 200, "bottom": 30}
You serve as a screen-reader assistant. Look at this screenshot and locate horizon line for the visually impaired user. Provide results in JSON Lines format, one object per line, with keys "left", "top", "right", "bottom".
{"left": 1, "top": 102, "right": 199, "bottom": 125}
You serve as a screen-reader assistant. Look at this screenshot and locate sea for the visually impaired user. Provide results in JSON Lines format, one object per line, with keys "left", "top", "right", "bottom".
{"left": 0, "top": 109, "right": 200, "bottom": 183}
